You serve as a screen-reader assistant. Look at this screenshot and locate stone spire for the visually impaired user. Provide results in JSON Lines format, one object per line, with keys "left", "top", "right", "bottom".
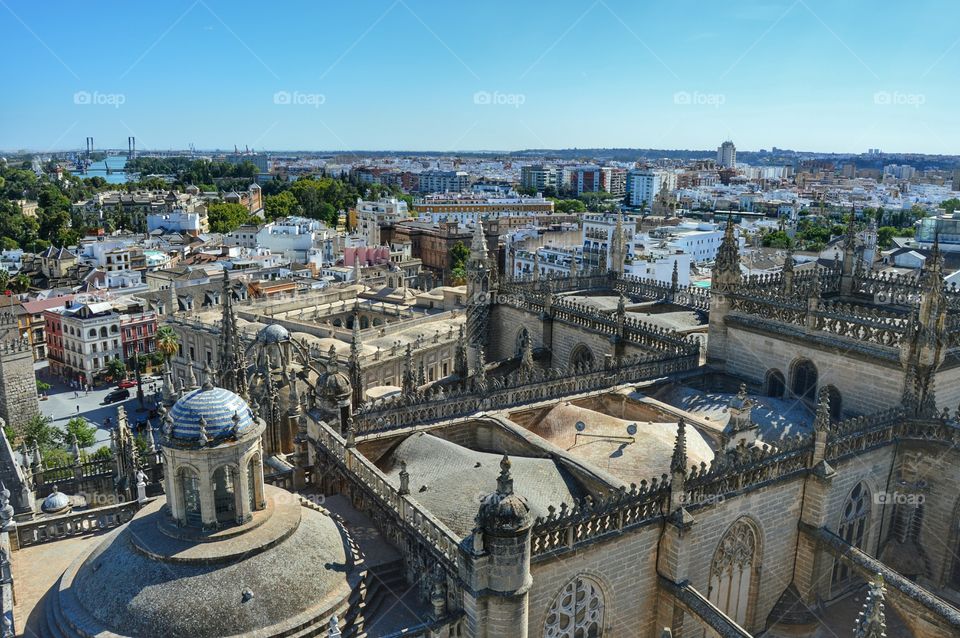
{"left": 473, "top": 347, "right": 487, "bottom": 393}
{"left": 353, "top": 251, "right": 362, "bottom": 284}
{"left": 840, "top": 206, "right": 859, "bottom": 292}
{"left": 532, "top": 250, "right": 540, "bottom": 282}
{"left": 217, "top": 269, "right": 249, "bottom": 398}
{"left": 401, "top": 344, "right": 417, "bottom": 397}
{"left": 569, "top": 250, "right": 579, "bottom": 278}
{"left": 466, "top": 216, "right": 492, "bottom": 371}
{"left": 670, "top": 418, "right": 687, "bottom": 475}
{"left": 712, "top": 215, "right": 741, "bottom": 291}
{"left": 496, "top": 454, "right": 514, "bottom": 496}
{"left": 609, "top": 211, "right": 627, "bottom": 275}
{"left": 348, "top": 308, "right": 363, "bottom": 408}
{"left": 670, "top": 259, "right": 679, "bottom": 292}
{"left": 470, "top": 216, "right": 488, "bottom": 261}
{"left": 783, "top": 248, "right": 795, "bottom": 296}
{"left": 853, "top": 574, "right": 887, "bottom": 638}
{"left": 186, "top": 364, "right": 198, "bottom": 390}
{"left": 454, "top": 325, "right": 468, "bottom": 378}
{"left": 519, "top": 334, "right": 535, "bottom": 381}
{"left": 814, "top": 387, "right": 832, "bottom": 431}
{"left": 202, "top": 362, "right": 215, "bottom": 390}
{"left": 69, "top": 433, "right": 81, "bottom": 463}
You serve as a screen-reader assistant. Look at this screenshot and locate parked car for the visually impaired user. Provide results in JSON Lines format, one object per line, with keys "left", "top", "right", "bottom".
{"left": 103, "top": 388, "right": 130, "bottom": 404}
{"left": 117, "top": 379, "right": 138, "bottom": 389}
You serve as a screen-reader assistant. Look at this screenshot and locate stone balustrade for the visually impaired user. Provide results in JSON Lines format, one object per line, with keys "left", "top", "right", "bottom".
{"left": 14, "top": 499, "right": 148, "bottom": 549}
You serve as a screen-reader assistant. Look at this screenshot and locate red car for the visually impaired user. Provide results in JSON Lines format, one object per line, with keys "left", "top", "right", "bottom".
{"left": 117, "top": 379, "right": 138, "bottom": 389}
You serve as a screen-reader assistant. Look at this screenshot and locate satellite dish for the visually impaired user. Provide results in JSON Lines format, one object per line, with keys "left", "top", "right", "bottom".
{"left": 626, "top": 423, "right": 637, "bottom": 436}
{"left": 575, "top": 420, "right": 586, "bottom": 432}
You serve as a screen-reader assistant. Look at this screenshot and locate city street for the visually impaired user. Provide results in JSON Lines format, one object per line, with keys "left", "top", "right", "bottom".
{"left": 35, "top": 362, "right": 162, "bottom": 451}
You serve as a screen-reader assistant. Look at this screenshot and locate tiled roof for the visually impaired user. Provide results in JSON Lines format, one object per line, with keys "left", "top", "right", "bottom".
{"left": 169, "top": 386, "right": 256, "bottom": 442}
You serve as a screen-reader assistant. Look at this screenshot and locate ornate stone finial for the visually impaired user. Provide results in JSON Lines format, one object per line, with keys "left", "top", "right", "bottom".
{"left": 854, "top": 574, "right": 887, "bottom": 638}
{"left": 814, "top": 387, "right": 832, "bottom": 431}
{"left": 202, "top": 362, "right": 215, "bottom": 390}
{"left": 496, "top": 454, "right": 513, "bottom": 496}
{"left": 198, "top": 415, "right": 209, "bottom": 444}
{"left": 327, "top": 344, "right": 338, "bottom": 371}
{"left": 736, "top": 383, "right": 747, "bottom": 402}
{"left": 671, "top": 418, "right": 687, "bottom": 475}
{"left": 162, "top": 409, "right": 175, "bottom": 438}
{"left": 186, "top": 364, "right": 198, "bottom": 390}
{"left": 617, "top": 293, "right": 626, "bottom": 317}
{"left": 398, "top": 460, "right": 410, "bottom": 496}
{"left": 231, "top": 411, "right": 241, "bottom": 437}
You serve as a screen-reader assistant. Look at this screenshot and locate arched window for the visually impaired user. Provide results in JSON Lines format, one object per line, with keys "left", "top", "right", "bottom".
{"left": 708, "top": 519, "right": 759, "bottom": 628}
{"left": 516, "top": 328, "right": 530, "bottom": 358}
{"left": 213, "top": 465, "right": 237, "bottom": 524}
{"left": 360, "top": 316, "right": 369, "bottom": 329}
{"left": 765, "top": 369, "right": 785, "bottom": 398}
{"left": 544, "top": 575, "right": 604, "bottom": 638}
{"left": 569, "top": 345, "right": 594, "bottom": 372}
{"left": 179, "top": 467, "right": 202, "bottom": 527}
{"left": 99, "top": 326, "right": 108, "bottom": 338}
{"left": 833, "top": 482, "right": 870, "bottom": 588}
{"left": 88, "top": 328, "right": 96, "bottom": 338}
{"left": 791, "top": 359, "right": 817, "bottom": 400}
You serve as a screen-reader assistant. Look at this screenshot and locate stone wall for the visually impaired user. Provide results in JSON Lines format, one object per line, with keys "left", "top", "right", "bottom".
{"left": 0, "top": 346, "right": 39, "bottom": 432}
{"left": 723, "top": 323, "right": 904, "bottom": 416}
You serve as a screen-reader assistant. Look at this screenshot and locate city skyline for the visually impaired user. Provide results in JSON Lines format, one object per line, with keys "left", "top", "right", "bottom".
{"left": 2, "top": 0, "right": 958, "bottom": 154}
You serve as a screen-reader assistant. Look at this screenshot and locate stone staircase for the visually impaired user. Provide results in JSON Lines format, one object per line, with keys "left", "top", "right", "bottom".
{"left": 340, "top": 559, "right": 408, "bottom": 638}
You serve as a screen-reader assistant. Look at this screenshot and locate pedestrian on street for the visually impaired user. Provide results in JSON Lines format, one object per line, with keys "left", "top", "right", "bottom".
{"left": 76, "top": 405, "right": 80, "bottom": 414}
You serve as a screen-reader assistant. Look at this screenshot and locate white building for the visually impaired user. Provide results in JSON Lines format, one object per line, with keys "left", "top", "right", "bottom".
{"left": 627, "top": 249, "right": 691, "bottom": 285}
{"left": 147, "top": 210, "right": 203, "bottom": 234}
{"left": 53, "top": 300, "right": 122, "bottom": 385}
{"left": 254, "top": 217, "right": 333, "bottom": 263}
{"left": 355, "top": 197, "right": 409, "bottom": 246}
{"left": 626, "top": 170, "right": 676, "bottom": 208}
{"left": 582, "top": 213, "right": 638, "bottom": 270}
{"left": 717, "top": 140, "right": 737, "bottom": 168}
{"left": 639, "top": 221, "right": 741, "bottom": 264}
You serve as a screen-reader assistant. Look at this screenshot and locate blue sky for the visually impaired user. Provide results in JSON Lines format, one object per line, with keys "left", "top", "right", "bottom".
{"left": 1, "top": 0, "right": 958, "bottom": 154}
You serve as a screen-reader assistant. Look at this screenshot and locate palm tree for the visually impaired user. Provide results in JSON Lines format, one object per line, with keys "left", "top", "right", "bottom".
{"left": 0, "top": 269, "right": 9, "bottom": 292}
{"left": 155, "top": 325, "right": 180, "bottom": 363}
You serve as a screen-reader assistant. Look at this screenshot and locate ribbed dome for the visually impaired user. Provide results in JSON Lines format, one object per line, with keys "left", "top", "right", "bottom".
{"left": 257, "top": 324, "right": 290, "bottom": 344}
{"left": 42, "top": 487, "right": 71, "bottom": 514}
{"left": 477, "top": 456, "right": 532, "bottom": 535}
{"left": 168, "top": 386, "right": 256, "bottom": 443}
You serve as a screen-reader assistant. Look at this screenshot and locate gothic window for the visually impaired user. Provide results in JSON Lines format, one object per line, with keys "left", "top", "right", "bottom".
{"left": 543, "top": 575, "right": 604, "bottom": 638}
{"left": 791, "top": 358, "right": 818, "bottom": 400}
{"left": 708, "top": 519, "right": 759, "bottom": 628}
{"left": 569, "top": 345, "right": 594, "bottom": 372}
{"left": 516, "top": 328, "right": 530, "bottom": 357}
{"left": 765, "top": 369, "right": 785, "bottom": 398}
{"left": 833, "top": 482, "right": 870, "bottom": 588}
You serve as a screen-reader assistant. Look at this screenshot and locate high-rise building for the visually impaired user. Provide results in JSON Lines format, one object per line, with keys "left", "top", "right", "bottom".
{"left": 600, "top": 167, "right": 627, "bottom": 197}
{"left": 626, "top": 169, "right": 676, "bottom": 208}
{"left": 953, "top": 169, "right": 960, "bottom": 192}
{"left": 520, "top": 165, "right": 559, "bottom": 191}
{"left": 570, "top": 166, "right": 602, "bottom": 196}
{"left": 717, "top": 140, "right": 737, "bottom": 169}
{"left": 417, "top": 170, "right": 471, "bottom": 193}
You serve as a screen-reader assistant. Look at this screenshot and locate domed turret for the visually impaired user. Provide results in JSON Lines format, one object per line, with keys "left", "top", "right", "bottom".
{"left": 167, "top": 385, "right": 256, "bottom": 446}
{"left": 257, "top": 323, "right": 290, "bottom": 345}
{"left": 477, "top": 455, "right": 531, "bottom": 535}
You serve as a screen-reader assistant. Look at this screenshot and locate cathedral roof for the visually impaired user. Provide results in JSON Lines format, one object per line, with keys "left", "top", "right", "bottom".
{"left": 257, "top": 323, "right": 291, "bottom": 344}
{"left": 168, "top": 385, "right": 256, "bottom": 443}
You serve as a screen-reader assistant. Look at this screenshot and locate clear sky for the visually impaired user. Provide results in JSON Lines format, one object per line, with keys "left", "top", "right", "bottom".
{"left": 1, "top": 0, "right": 958, "bottom": 154}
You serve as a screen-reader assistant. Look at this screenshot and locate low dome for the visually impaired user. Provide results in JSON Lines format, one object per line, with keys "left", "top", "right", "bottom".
{"left": 168, "top": 386, "right": 256, "bottom": 443}
{"left": 42, "top": 486, "right": 71, "bottom": 515}
{"left": 257, "top": 323, "right": 290, "bottom": 344}
{"left": 323, "top": 370, "right": 352, "bottom": 401}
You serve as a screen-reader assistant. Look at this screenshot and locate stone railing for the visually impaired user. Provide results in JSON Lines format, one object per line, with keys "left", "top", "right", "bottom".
{"left": 14, "top": 498, "right": 148, "bottom": 549}
{"left": 33, "top": 457, "right": 114, "bottom": 487}
{"left": 311, "top": 418, "right": 464, "bottom": 576}
{"left": 530, "top": 479, "right": 669, "bottom": 559}
{"left": 824, "top": 408, "right": 907, "bottom": 460}
{"left": 354, "top": 350, "right": 699, "bottom": 435}
{"left": 729, "top": 293, "right": 910, "bottom": 349}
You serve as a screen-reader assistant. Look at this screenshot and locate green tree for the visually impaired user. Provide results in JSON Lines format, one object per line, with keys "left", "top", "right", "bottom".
{"left": 264, "top": 191, "right": 299, "bottom": 220}
{"left": 877, "top": 226, "right": 897, "bottom": 249}
{"left": 23, "top": 413, "right": 58, "bottom": 449}
{"left": 761, "top": 230, "right": 793, "bottom": 249}
{"left": 207, "top": 202, "right": 254, "bottom": 233}
{"left": 43, "top": 447, "right": 72, "bottom": 468}
{"left": 553, "top": 199, "right": 587, "bottom": 214}
{"left": 450, "top": 240, "right": 470, "bottom": 272}
{"left": 62, "top": 417, "right": 97, "bottom": 448}
{"left": 942, "top": 198, "right": 960, "bottom": 214}
{"left": 36, "top": 379, "right": 51, "bottom": 393}
{"left": 105, "top": 357, "right": 127, "bottom": 380}
{"left": 91, "top": 446, "right": 114, "bottom": 461}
